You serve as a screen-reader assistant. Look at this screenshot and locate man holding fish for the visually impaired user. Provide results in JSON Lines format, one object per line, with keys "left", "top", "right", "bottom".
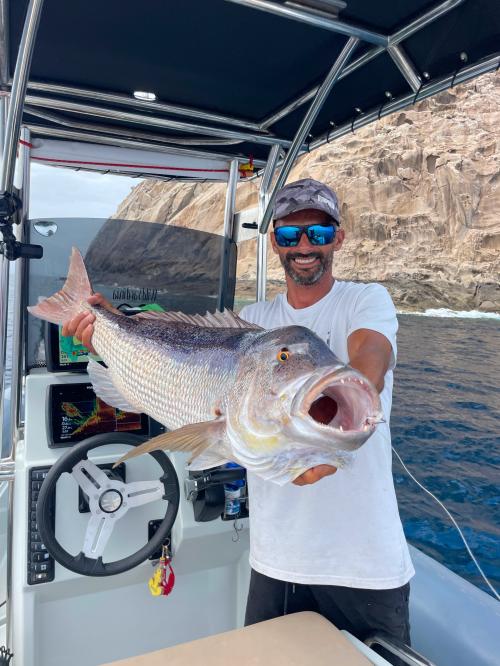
{"left": 49, "top": 178, "right": 413, "bottom": 663}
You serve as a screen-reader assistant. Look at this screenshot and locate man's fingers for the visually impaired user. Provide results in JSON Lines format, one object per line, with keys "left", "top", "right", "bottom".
{"left": 74, "top": 313, "right": 95, "bottom": 344}
{"left": 88, "top": 293, "right": 119, "bottom": 314}
{"left": 292, "top": 465, "right": 337, "bottom": 486}
{"left": 80, "top": 324, "right": 96, "bottom": 353}
{"left": 61, "top": 311, "right": 88, "bottom": 338}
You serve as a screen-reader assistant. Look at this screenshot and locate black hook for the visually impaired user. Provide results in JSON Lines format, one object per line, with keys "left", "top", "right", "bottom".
{"left": 378, "top": 91, "right": 393, "bottom": 120}
{"left": 451, "top": 52, "right": 468, "bottom": 88}
{"left": 351, "top": 107, "right": 363, "bottom": 134}
{"left": 412, "top": 72, "right": 429, "bottom": 105}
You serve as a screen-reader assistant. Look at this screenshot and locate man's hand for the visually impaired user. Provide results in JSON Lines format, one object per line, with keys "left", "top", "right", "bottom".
{"left": 61, "top": 293, "right": 116, "bottom": 355}
{"left": 292, "top": 464, "right": 337, "bottom": 486}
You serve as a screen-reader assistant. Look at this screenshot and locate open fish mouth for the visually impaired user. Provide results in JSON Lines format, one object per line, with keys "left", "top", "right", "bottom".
{"left": 291, "top": 368, "right": 382, "bottom": 435}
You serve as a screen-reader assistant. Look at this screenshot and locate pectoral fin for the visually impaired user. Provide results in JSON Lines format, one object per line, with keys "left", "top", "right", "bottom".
{"left": 113, "top": 418, "right": 227, "bottom": 467}
{"left": 88, "top": 359, "right": 141, "bottom": 413}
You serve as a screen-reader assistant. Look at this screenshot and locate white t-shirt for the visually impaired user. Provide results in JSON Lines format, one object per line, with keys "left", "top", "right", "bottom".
{"left": 239, "top": 280, "right": 414, "bottom": 589}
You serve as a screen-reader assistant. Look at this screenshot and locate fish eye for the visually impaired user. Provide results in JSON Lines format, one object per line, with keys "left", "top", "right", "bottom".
{"left": 277, "top": 348, "right": 290, "bottom": 363}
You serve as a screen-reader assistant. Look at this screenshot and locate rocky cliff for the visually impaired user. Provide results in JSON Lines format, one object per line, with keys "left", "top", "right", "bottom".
{"left": 114, "top": 73, "right": 500, "bottom": 312}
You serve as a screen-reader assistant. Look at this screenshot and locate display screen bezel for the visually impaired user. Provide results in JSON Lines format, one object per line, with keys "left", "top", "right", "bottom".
{"left": 47, "top": 382, "right": 151, "bottom": 447}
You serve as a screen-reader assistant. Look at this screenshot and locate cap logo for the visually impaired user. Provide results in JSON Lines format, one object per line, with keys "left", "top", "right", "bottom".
{"left": 318, "top": 195, "right": 333, "bottom": 207}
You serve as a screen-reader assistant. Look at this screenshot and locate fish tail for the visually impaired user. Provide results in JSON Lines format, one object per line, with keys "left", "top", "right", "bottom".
{"left": 27, "top": 247, "right": 92, "bottom": 325}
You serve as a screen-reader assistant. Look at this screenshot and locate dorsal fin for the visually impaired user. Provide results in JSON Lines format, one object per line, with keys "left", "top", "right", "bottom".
{"left": 132, "top": 308, "right": 262, "bottom": 330}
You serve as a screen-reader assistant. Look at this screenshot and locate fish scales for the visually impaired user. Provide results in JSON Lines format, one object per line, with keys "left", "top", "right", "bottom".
{"left": 92, "top": 309, "right": 245, "bottom": 428}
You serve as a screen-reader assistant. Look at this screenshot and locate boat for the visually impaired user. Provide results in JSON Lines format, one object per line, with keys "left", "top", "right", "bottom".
{"left": 0, "top": 1, "right": 499, "bottom": 664}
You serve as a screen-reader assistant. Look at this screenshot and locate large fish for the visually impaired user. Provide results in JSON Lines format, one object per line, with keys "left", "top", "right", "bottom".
{"left": 29, "top": 248, "right": 383, "bottom": 484}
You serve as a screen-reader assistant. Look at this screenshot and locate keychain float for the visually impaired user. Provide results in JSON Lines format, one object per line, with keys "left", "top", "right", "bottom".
{"left": 149, "top": 544, "right": 175, "bottom": 597}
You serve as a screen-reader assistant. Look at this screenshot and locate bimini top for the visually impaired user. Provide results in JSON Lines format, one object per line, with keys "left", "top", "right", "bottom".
{"left": 4, "top": 0, "right": 500, "bottom": 169}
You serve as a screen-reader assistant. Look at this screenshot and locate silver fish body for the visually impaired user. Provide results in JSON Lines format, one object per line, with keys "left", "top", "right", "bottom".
{"left": 29, "top": 248, "right": 383, "bottom": 484}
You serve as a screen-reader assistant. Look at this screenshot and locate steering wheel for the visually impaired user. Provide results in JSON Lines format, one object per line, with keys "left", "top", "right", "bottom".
{"left": 36, "top": 432, "right": 180, "bottom": 576}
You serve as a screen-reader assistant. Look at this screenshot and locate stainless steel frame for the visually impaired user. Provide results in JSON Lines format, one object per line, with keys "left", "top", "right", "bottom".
{"left": 217, "top": 159, "right": 240, "bottom": 311}
{"left": 24, "top": 95, "right": 294, "bottom": 150}
{"left": 309, "top": 53, "right": 500, "bottom": 151}
{"left": 0, "top": 0, "right": 8, "bottom": 87}
{"left": 25, "top": 105, "right": 245, "bottom": 147}
{"left": 387, "top": 44, "right": 421, "bottom": 93}
{"left": 10, "top": 126, "right": 29, "bottom": 441}
{"left": 365, "top": 633, "right": 436, "bottom": 666}
{"left": 259, "top": 0, "right": 465, "bottom": 129}
{"left": 24, "top": 123, "right": 266, "bottom": 168}
{"left": 259, "top": 35, "right": 359, "bottom": 233}
{"left": 0, "top": 0, "right": 44, "bottom": 194}
{"left": 22, "top": 81, "right": 263, "bottom": 132}
{"left": 257, "top": 144, "right": 281, "bottom": 302}
{"left": 225, "top": 0, "right": 387, "bottom": 45}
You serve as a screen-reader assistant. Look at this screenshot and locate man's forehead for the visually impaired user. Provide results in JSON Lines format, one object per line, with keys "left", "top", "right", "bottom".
{"left": 274, "top": 208, "right": 332, "bottom": 227}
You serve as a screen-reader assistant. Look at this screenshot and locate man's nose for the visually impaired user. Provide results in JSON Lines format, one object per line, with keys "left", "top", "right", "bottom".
{"left": 296, "top": 229, "right": 313, "bottom": 251}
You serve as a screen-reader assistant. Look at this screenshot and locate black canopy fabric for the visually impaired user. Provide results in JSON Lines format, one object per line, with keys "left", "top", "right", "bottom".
{"left": 6, "top": 0, "right": 500, "bottom": 165}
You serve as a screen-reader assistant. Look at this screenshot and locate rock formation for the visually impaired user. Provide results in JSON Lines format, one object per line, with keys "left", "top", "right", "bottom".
{"left": 114, "top": 73, "right": 500, "bottom": 312}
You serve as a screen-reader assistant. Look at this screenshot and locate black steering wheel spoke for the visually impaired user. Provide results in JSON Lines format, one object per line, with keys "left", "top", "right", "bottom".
{"left": 36, "top": 433, "right": 180, "bottom": 576}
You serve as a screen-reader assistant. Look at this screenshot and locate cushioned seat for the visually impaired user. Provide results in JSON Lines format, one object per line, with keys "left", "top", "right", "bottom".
{"left": 101, "top": 611, "right": 372, "bottom": 665}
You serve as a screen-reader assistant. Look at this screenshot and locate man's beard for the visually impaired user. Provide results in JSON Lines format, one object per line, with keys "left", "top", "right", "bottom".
{"left": 280, "top": 249, "right": 333, "bottom": 286}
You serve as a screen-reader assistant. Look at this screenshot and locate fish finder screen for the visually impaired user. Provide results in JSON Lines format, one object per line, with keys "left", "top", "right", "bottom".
{"left": 45, "top": 323, "right": 102, "bottom": 372}
{"left": 48, "top": 383, "right": 150, "bottom": 446}
{"left": 58, "top": 328, "right": 97, "bottom": 366}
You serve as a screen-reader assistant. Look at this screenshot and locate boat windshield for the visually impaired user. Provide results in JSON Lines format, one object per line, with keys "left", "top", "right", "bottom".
{"left": 27, "top": 216, "right": 237, "bottom": 371}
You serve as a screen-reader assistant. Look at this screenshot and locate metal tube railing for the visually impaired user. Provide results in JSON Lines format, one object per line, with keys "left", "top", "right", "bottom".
{"left": 217, "top": 159, "right": 240, "bottom": 311}
{"left": 259, "top": 0, "right": 466, "bottom": 129}
{"left": 0, "top": 0, "right": 44, "bottom": 194}
{"left": 309, "top": 53, "right": 500, "bottom": 152}
{"left": 23, "top": 123, "right": 267, "bottom": 168}
{"left": 256, "top": 144, "right": 281, "bottom": 302}
{"left": 22, "top": 80, "right": 263, "bottom": 131}
{"left": 9, "top": 127, "right": 30, "bottom": 443}
{"left": 259, "top": 36, "right": 359, "bottom": 233}
{"left": 24, "top": 94, "right": 294, "bottom": 150}
{"left": 225, "top": 0, "right": 387, "bottom": 45}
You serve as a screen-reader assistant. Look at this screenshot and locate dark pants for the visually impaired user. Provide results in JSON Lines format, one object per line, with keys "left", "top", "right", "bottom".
{"left": 245, "top": 569, "right": 410, "bottom": 666}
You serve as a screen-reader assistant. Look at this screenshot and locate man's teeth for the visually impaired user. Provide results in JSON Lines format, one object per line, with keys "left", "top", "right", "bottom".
{"left": 294, "top": 256, "right": 317, "bottom": 265}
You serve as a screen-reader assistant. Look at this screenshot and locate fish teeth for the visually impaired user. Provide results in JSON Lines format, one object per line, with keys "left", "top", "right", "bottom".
{"left": 339, "top": 425, "right": 344, "bottom": 432}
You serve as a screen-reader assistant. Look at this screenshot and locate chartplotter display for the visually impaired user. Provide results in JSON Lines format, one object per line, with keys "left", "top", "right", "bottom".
{"left": 47, "top": 383, "right": 150, "bottom": 446}
{"left": 46, "top": 323, "right": 102, "bottom": 372}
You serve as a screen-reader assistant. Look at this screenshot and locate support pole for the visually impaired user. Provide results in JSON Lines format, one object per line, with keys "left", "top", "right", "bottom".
{"left": 217, "top": 159, "right": 239, "bottom": 311}
{"left": 256, "top": 144, "right": 281, "bottom": 302}
{"left": 0, "top": 0, "right": 44, "bottom": 194}
{"left": 259, "top": 36, "right": 359, "bottom": 234}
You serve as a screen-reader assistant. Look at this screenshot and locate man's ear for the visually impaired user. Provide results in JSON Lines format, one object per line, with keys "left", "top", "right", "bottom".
{"left": 333, "top": 228, "right": 345, "bottom": 251}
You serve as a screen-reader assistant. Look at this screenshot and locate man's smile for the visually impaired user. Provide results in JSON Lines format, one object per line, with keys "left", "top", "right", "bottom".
{"left": 290, "top": 254, "right": 321, "bottom": 267}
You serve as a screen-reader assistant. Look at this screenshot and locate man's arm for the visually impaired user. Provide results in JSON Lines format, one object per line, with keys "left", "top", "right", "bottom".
{"left": 347, "top": 328, "right": 393, "bottom": 393}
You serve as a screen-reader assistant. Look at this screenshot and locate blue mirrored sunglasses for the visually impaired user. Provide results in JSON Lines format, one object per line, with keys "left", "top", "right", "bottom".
{"left": 274, "top": 223, "right": 336, "bottom": 247}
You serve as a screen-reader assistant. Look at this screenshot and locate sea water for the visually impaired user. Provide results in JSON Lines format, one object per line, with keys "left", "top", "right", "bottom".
{"left": 393, "top": 311, "right": 500, "bottom": 597}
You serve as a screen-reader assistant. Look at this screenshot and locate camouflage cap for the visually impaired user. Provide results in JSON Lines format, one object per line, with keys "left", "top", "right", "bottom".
{"left": 273, "top": 178, "right": 340, "bottom": 223}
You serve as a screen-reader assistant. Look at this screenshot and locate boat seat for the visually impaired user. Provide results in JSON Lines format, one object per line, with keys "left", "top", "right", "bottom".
{"left": 100, "top": 611, "right": 373, "bottom": 665}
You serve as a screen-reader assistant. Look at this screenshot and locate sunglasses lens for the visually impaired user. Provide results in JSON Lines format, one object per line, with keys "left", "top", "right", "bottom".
{"left": 274, "top": 226, "right": 300, "bottom": 247}
{"left": 306, "top": 225, "right": 335, "bottom": 245}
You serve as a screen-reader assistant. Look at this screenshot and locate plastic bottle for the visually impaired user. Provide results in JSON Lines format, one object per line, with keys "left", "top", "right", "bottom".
{"left": 223, "top": 462, "right": 245, "bottom": 518}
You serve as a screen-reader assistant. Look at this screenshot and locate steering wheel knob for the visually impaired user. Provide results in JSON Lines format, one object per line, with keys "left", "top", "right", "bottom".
{"left": 99, "top": 489, "right": 123, "bottom": 513}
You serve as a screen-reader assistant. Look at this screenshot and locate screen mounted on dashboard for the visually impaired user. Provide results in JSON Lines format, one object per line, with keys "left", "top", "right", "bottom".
{"left": 45, "top": 322, "right": 103, "bottom": 372}
{"left": 47, "top": 383, "right": 150, "bottom": 447}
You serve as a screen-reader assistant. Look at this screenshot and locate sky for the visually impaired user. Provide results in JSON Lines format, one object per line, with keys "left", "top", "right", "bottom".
{"left": 29, "top": 163, "right": 140, "bottom": 219}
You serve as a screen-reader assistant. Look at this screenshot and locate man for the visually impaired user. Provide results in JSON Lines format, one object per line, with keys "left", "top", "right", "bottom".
{"left": 238, "top": 179, "right": 414, "bottom": 662}
{"left": 63, "top": 178, "right": 414, "bottom": 662}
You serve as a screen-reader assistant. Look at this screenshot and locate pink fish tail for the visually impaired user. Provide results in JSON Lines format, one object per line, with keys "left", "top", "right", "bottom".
{"left": 27, "top": 247, "right": 92, "bottom": 325}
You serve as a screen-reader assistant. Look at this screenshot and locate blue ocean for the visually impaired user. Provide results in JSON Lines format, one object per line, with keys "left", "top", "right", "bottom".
{"left": 392, "top": 311, "right": 500, "bottom": 598}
